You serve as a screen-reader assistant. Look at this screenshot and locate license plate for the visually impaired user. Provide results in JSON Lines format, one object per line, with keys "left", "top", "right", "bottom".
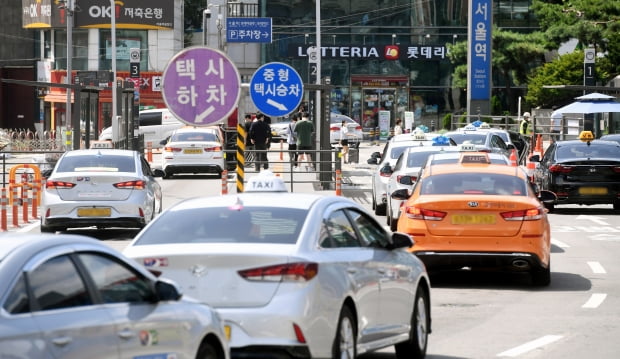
{"left": 77, "top": 208, "right": 111, "bottom": 217}
{"left": 451, "top": 214, "right": 496, "bottom": 225}
{"left": 183, "top": 148, "right": 202, "bottom": 154}
{"left": 579, "top": 187, "right": 608, "bottom": 195}
{"left": 224, "top": 325, "right": 231, "bottom": 341}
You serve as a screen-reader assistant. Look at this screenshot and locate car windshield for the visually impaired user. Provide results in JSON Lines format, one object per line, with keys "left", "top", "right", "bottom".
{"left": 447, "top": 133, "right": 486, "bottom": 145}
{"left": 420, "top": 173, "right": 526, "bottom": 196}
{"left": 389, "top": 145, "right": 411, "bottom": 160}
{"left": 134, "top": 206, "right": 308, "bottom": 245}
{"left": 171, "top": 132, "right": 218, "bottom": 142}
{"left": 56, "top": 155, "right": 135, "bottom": 172}
{"left": 407, "top": 151, "right": 443, "bottom": 167}
{"left": 556, "top": 143, "right": 620, "bottom": 160}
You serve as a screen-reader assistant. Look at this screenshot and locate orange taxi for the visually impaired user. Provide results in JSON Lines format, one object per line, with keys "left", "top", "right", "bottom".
{"left": 392, "top": 154, "right": 556, "bottom": 286}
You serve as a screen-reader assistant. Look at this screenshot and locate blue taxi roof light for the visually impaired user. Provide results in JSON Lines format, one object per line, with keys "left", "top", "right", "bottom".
{"left": 432, "top": 135, "right": 451, "bottom": 146}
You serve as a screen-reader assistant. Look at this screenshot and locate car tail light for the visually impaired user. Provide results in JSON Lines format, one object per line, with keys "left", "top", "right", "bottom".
{"left": 113, "top": 180, "right": 145, "bottom": 190}
{"left": 549, "top": 164, "right": 574, "bottom": 173}
{"left": 355, "top": 125, "right": 362, "bottom": 130}
{"left": 404, "top": 206, "right": 446, "bottom": 220}
{"left": 501, "top": 208, "right": 543, "bottom": 221}
{"left": 45, "top": 180, "right": 76, "bottom": 189}
{"left": 238, "top": 262, "right": 318, "bottom": 282}
{"left": 293, "top": 324, "right": 307, "bottom": 343}
{"left": 612, "top": 166, "right": 620, "bottom": 173}
{"left": 330, "top": 126, "right": 340, "bottom": 132}
{"left": 204, "top": 146, "right": 222, "bottom": 151}
{"left": 164, "top": 146, "right": 182, "bottom": 152}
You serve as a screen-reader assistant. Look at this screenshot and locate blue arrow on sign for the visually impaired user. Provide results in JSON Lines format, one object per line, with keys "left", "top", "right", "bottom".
{"left": 249, "top": 62, "right": 303, "bottom": 117}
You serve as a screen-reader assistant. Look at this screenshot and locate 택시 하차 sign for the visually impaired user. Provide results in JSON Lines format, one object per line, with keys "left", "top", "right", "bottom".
{"left": 162, "top": 47, "right": 241, "bottom": 126}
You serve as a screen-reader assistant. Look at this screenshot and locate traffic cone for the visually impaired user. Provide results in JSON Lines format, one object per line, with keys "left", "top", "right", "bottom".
{"left": 526, "top": 156, "right": 536, "bottom": 181}
{"left": 509, "top": 149, "right": 517, "bottom": 166}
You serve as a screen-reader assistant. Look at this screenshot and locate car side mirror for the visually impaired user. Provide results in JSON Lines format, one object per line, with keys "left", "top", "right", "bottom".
{"left": 537, "top": 190, "right": 557, "bottom": 204}
{"left": 155, "top": 278, "right": 182, "bottom": 301}
{"left": 398, "top": 175, "right": 414, "bottom": 185}
{"left": 367, "top": 157, "right": 378, "bottom": 165}
{"left": 387, "top": 231, "right": 414, "bottom": 249}
{"left": 529, "top": 154, "right": 540, "bottom": 162}
{"left": 507, "top": 143, "right": 516, "bottom": 150}
{"left": 379, "top": 164, "right": 393, "bottom": 176}
{"left": 391, "top": 188, "right": 409, "bottom": 200}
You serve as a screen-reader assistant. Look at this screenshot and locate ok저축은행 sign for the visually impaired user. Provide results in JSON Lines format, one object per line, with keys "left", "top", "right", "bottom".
{"left": 162, "top": 47, "right": 241, "bottom": 126}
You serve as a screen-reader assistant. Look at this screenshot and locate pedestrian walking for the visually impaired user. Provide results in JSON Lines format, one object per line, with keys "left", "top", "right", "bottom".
{"left": 244, "top": 114, "right": 255, "bottom": 163}
{"left": 393, "top": 118, "right": 403, "bottom": 136}
{"left": 249, "top": 113, "right": 271, "bottom": 171}
{"left": 294, "top": 112, "right": 315, "bottom": 171}
{"left": 519, "top": 111, "right": 533, "bottom": 144}
{"left": 287, "top": 114, "right": 299, "bottom": 168}
{"left": 339, "top": 120, "right": 349, "bottom": 164}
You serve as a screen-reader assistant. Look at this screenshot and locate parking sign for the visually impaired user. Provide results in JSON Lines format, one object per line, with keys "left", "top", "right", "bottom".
{"left": 162, "top": 47, "right": 241, "bottom": 126}
{"left": 250, "top": 62, "right": 303, "bottom": 117}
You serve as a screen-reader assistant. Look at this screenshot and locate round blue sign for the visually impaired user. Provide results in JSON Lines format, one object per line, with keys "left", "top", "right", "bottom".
{"left": 162, "top": 47, "right": 241, "bottom": 126}
{"left": 250, "top": 62, "right": 304, "bottom": 117}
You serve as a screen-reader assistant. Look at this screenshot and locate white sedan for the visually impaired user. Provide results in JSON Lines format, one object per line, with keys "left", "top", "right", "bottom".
{"left": 124, "top": 171, "right": 432, "bottom": 359}
{"left": 161, "top": 127, "right": 226, "bottom": 178}
{"left": 0, "top": 233, "right": 229, "bottom": 359}
{"left": 40, "top": 149, "right": 163, "bottom": 232}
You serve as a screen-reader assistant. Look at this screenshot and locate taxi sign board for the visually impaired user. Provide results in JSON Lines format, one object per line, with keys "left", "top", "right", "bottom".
{"left": 245, "top": 171, "right": 288, "bottom": 192}
{"left": 162, "top": 47, "right": 241, "bottom": 126}
{"left": 250, "top": 62, "right": 303, "bottom": 117}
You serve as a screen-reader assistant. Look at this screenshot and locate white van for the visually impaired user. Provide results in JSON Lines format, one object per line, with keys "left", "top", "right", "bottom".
{"left": 98, "top": 108, "right": 184, "bottom": 148}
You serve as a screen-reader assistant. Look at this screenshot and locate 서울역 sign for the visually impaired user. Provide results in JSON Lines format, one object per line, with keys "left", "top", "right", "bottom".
{"left": 250, "top": 62, "right": 303, "bottom": 117}
{"left": 162, "top": 47, "right": 241, "bottom": 126}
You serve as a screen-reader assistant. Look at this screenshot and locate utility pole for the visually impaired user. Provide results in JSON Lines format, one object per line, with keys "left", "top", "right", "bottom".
{"left": 111, "top": 0, "right": 118, "bottom": 144}
{"left": 65, "top": 0, "right": 74, "bottom": 148}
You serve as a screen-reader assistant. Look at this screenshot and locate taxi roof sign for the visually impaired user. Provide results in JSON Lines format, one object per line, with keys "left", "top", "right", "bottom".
{"left": 479, "top": 122, "right": 491, "bottom": 129}
{"left": 411, "top": 129, "right": 427, "bottom": 140}
{"left": 579, "top": 130, "right": 594, "bottom": 143}
{"left": 245, "top": 170, "right": 288, "bottom": 192}
{"left": 460, "top": 153, "right": 491, "bottom": 164}
{"left": 462, "top": 124, "right": 477, "bottom": 131}
{"left": 457, "top": 143, "right": 477, "bottom": 152}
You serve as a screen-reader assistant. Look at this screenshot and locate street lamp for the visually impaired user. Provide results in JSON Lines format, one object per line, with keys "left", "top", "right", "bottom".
{"left": 452, "top": 34, "right": 458, "bottom": 45}
{"left": 202, "top": 8, "right": 212, "bottom": 46}
{"left": 392, "top": 33, "right": 396, "bottom": 45}
{"left": 110, "top": 0, "right": 118, "bottom": 143}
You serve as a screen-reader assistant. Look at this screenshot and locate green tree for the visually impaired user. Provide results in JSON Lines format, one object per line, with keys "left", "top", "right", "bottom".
{"left": 524, "top": 51, "right": 584, "bottom": 108}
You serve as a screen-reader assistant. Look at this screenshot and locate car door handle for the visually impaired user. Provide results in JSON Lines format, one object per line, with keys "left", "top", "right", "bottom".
{"left": 51, "top": 336, "right": 72, "bottom": 346}
{"left": 118, "top": 328, "right": 136, "bottom": 340}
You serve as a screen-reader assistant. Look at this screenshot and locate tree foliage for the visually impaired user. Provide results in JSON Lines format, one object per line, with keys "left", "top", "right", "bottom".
{"left": 524, "top": 51, "right": 585, "bottom": 108}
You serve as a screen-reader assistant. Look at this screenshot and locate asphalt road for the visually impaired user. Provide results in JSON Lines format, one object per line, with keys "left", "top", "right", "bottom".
{"left": 14, "top": 142, "right": 620, "bottom": 358}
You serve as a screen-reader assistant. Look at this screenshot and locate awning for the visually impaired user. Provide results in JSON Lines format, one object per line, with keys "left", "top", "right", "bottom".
{"left": 43, "top": 93, "right": 74, "bottom": 103}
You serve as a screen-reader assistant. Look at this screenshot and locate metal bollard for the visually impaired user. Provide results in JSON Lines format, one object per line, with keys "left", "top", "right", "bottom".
{"left": 22, "top": 184, "right": 29, "bottom": 224}
{"left": 221, "top": 170, "right": 228, "bottom": 195}
{"left": 31, "top": 180, "right": 39, "bottom": 219}
{"left": 146, "top": 142, "right": 153, "bottom": 162}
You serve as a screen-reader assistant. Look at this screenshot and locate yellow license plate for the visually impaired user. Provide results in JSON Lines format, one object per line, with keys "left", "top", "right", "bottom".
{"left": 183, "top": 148, "right": 202, "bottom": 154}
{"left": 579, "top": 187, "right": 608, "bottom": 195}
{"left": 224, "top": 325, "right": 231, "bottom": 341}
{"left": 451, "top": 214, "right": 496, "bottom": 225}
{"left": 77, "top": 208, "right": 111, "bottom": 217}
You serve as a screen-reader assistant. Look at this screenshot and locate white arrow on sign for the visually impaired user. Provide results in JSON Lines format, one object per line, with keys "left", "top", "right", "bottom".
{"left": 590, "top": 233, "right": 620, "bottom": 241}
{"left": 266, "top": 98, "right": 288, "bottom": 111}
{"left": 575, "top": 215, "right": 609, "bottom": 226}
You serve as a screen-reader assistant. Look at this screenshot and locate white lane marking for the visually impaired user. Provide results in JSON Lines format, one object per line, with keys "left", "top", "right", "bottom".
{"left": 587, "top": 261, "right": 606, "bottom": 274}
{"left": 551, "top": 238, "right": 569, "bottom": 248}
{"left": 575, "top": 215, "right": 609, "bottom": 226}
{"left": 497, "top": 335, "right": 563, "bottom": 357}
{"left": 582, "top": 293, "right": 607, "bottom": 309}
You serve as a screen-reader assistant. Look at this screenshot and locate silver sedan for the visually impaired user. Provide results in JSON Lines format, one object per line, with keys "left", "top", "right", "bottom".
{"left": 0, "top": 233, "right": 229, "bottom": 359}
{"left": 124, "top": 172, "right": 432, "bottom": 359}
{"left": 40, "top": 149, "right": 163, "bottom": 232}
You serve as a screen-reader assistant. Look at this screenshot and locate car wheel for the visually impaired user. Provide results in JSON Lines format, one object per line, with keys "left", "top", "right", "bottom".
{"left": 395, "top": 287, "right": 429, "bottom": 359}
{"left": 162, "top": 171, "right": 172, "bottom": 179}
{"left": 375, "top": 203, "right": 386, "bottom": 216}
{"left": 332, "top": 306, "right": 356, "bottom": 359}
{"left": 544, "top": 202, "right": 555, "bottom": 212}
{"left": 196, "top": 341, "right": 221, "bottom": 359}
{"left": 532, "top": 265, "right": 551, "bottom": 286}
{"left": 40, "top": 220, "right": 55, "bottom": 233}
{"left": 613, "top": 201, "right": 620, "bottom": 210}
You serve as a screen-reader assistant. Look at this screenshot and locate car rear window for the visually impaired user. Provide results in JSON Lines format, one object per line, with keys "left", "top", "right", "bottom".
{"left": 135, "top": 206, "right": 307, "bottom": 245}
{"left": 420, "top": 173, "right": 527, "bottom": 196}
{"left": 447, "top": 133, "right": 486, "bottom": 145}
{"left": 56, "top": 155, "right": 136, "bottom": 172}
{"left": 556, "top": 143, "right": 620, "bottom": 160}
{"left": 407, "top": 151, "right": 443, "bottom": 167}
{"left": 171, "top": 132, "right": 218, "bottom": 142}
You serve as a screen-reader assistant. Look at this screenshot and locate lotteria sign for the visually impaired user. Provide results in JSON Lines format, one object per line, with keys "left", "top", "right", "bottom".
{"left": 287, "top": 44, "right": 448, "bottom": 61}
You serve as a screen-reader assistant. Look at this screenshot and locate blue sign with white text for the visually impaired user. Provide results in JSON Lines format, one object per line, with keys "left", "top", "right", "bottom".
{"left": 226, "top": 17, "right": 272, "bottom": 43}
{"left": 469, "top": 0, "right": 492, "bottom": 101}
{"left": 250, "top": 62, "right": 303, "bottom": 117}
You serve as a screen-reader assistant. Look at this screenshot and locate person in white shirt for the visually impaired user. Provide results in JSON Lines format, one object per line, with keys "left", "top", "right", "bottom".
{"left": 339, "top": 120, "right": 349, "bottom": 164}
{"left": 550, "top": 106, "right": 562, "bottom": 142}
{"left": 394, "top": 118, "right": 403, "bottom": 135}
{"left": 286, "top": 114, "right": 299, "bottom": 168}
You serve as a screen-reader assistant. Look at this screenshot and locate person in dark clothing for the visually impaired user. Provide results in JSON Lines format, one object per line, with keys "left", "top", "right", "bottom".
{"left": 244, "top": 114, "right": 255, "bottom": 163}
{"left": 249, "top": 113, "right": 271, "bottom": 171}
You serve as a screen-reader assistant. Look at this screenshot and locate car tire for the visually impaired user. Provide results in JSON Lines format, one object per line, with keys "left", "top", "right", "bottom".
{"left": 196, "top": 341, "right": 221, "bottom": 359}
{"left": 395, "top": 287, "right": 429, "bottom": 359}
{"left": 532, "top": 265, "right": 551, "bottom": 286}
{"left": 332, "top": 306, "right": 356, "bottom": 359}
{"left": 40, "top": 222, "right": 55, "bottom": 233}
{"left": 375, "top": 203, "right": 386, "bottom": 216}
{"left": 613, "top": 201, "right": 620, "bottom": 210}
{"left": 162, "top": 171, "right": 172, "bottom": 179}
{"left": 544, "top": 202, "right": 555, "bottom": 212}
